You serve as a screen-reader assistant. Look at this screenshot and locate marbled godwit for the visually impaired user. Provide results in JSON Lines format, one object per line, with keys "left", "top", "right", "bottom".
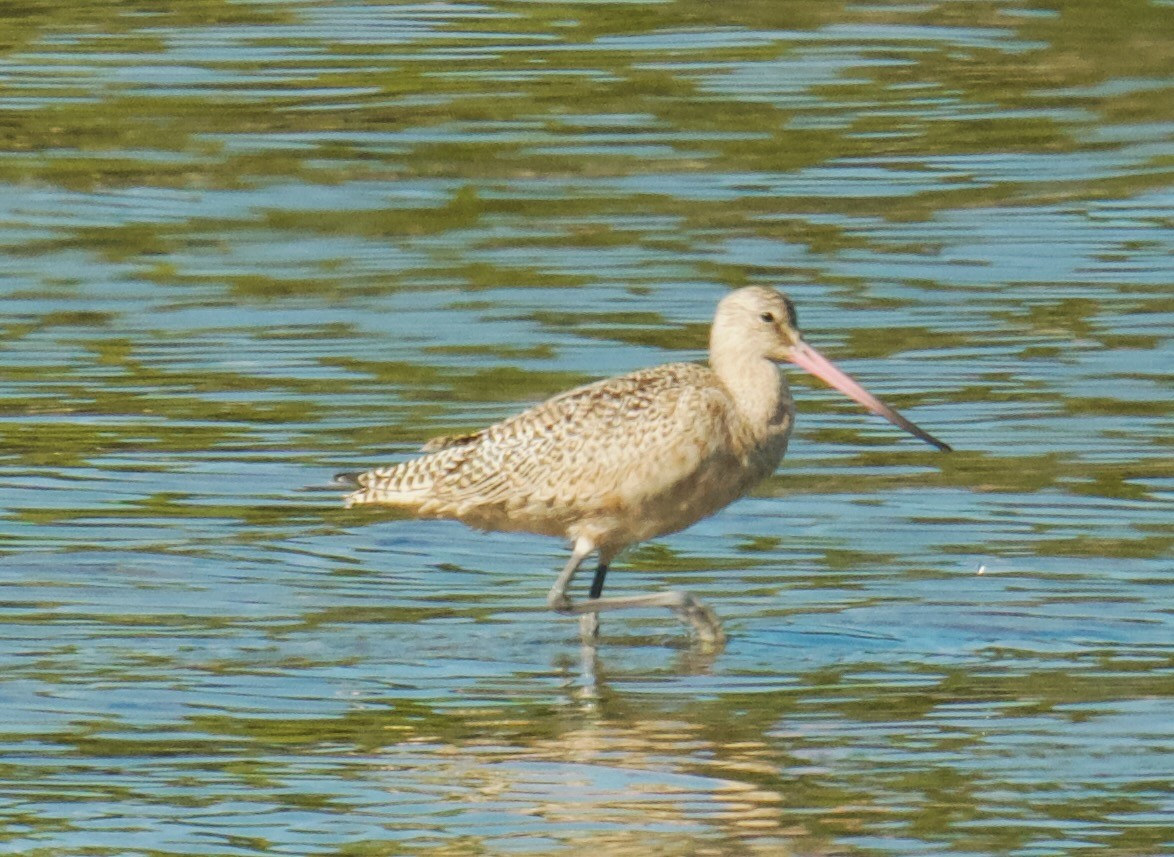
{"left": 337, "top": 287, "right": 950, "bottom": 645}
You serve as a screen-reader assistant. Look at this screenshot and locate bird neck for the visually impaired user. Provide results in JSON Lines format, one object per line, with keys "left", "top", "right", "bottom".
{"left": 710, "top": 346, "right": 793, "bottom": 438}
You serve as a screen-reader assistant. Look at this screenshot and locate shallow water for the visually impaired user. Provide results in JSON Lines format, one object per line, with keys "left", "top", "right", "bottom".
{"left": 0, "top": 1, "right": 1170, "bottom": 855}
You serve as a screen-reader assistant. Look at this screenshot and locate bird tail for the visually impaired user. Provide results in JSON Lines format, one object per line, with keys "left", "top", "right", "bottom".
{"left": 335, "top": 457, "right": 443, "bottom": 509}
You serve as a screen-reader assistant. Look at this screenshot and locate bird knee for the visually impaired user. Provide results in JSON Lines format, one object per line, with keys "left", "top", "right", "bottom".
{"left": 546, "top": 590, "right": 573, "bottom": 614}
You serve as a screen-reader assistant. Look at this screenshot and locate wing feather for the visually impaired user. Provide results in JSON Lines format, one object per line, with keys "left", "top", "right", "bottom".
{"left": 431, "top": 362, "right": 734, "bottom": 508}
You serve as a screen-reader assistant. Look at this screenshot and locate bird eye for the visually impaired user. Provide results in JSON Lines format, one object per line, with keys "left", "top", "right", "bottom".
{"left": 759, "top": 312, "right": 775, "bottom": 323}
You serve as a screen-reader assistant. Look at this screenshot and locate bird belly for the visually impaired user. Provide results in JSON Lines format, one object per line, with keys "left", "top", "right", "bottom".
{"left": 568, "top": 448, "right": 779, "bottom": 553}
{"left": 447, "top": 500, "right": 575, "bottom": 539}
{"left": 437, "top": 458, "right": 752, "bottom": 547}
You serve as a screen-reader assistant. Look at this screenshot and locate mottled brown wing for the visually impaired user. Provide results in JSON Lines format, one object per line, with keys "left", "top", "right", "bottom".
{"left": 424, "top": 362, "right": 733, "bottom": 512}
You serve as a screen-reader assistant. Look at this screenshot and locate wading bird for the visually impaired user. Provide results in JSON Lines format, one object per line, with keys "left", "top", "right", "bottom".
{"left": 337, "top": 287, "right": 951, "bottom": 645}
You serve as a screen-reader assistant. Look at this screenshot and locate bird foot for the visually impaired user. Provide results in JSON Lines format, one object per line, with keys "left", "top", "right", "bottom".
{"left": 671, "top": 594, "right": 727, "bottom": 647}
{"left": 578, "top": 612, "right": 600, "bottom": 641}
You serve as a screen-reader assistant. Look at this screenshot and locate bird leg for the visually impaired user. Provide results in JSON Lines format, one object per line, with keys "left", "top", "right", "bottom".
{"left": 546, "top": 537, "right": 595, "bottom": 614}
{"left": 546, "top": 538, "right": 603, "bottom": 639}
{"left": 588, "top": 562, "right": 608, "bottom": 599}
{"left": 575, "top": 590, "right": 726, "bottom": 646}
{"left": 578, "top": 562, "right": 608, "bottom": 640}
{"left": 546, "top": 538, "right": 726, "bottom": 645}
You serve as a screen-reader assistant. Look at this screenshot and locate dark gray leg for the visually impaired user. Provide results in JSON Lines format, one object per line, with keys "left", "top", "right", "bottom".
{"left": 588, "top": 563, "right": 608, "bottom": 599}
{"left": 578, "top": 562, "right": 608, "bottom": 639}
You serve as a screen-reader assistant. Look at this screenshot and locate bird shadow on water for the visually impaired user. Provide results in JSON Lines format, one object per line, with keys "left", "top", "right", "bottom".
{"left": 552, "top": 627, "right": 727, "bottom": 699}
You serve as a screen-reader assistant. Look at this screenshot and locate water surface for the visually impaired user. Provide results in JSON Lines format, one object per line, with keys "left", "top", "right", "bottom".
{"left": 0, "top": 1, "right": 1170, "bottom": 855}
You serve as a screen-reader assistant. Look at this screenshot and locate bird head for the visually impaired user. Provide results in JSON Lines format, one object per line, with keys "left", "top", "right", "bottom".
{"left": 713, "top": 286, "right": 951, "bottom": 452}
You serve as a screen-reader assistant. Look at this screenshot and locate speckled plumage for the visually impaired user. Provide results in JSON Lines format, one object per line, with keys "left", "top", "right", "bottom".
{"left": 343, "top": 358, "right": 792, "bottom": 559}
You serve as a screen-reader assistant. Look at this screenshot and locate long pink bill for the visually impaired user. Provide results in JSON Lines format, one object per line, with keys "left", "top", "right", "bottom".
{"left": 788, "top": 340, "right": 952, "bottom": 452}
